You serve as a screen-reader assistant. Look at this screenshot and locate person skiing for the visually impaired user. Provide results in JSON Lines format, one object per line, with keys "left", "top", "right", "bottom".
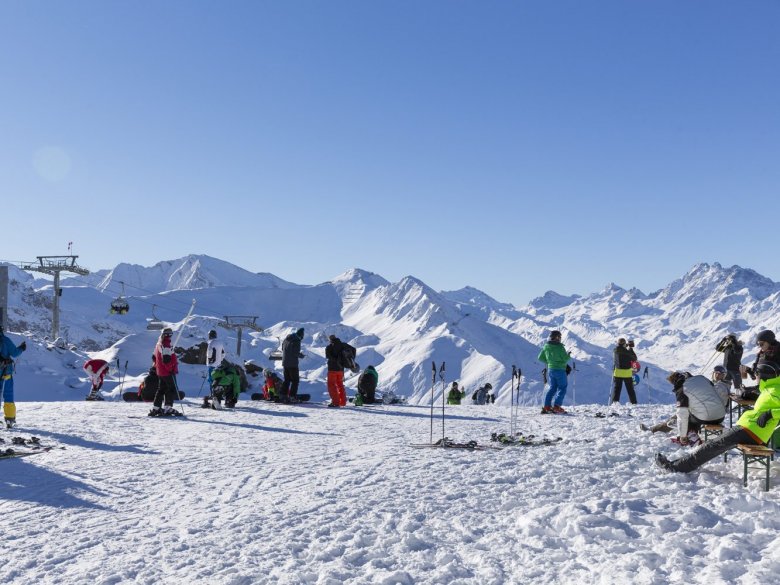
{"left": 0, "top": 325, "right": 26, "bottom": 429}
{"left": 205, "top": 329, "right": 226, "bottom": 386}
{"left": 205, "top": 361, "right": 241, "bottom": 409}
{"left": 716, "top": 333, "right": 744, "bottom": 391}
{"left": 281, "top": 328, "right": 305, "bottom": 403}
{"left": 656, "top": 330, "right": 780, "bottom": 473}
{"left": 83, "top": 358, "right": 109, "bottom": 401}
{"left": 472, "top": 383, "right": 492, "bottom": 405}
{"left": 537, "top": 330, "right": 571, "bottom": 414}
{"left": 357, "top": 365, "right": 379, "bottom": 405}
{"left": 325, "top": 334, "right": 347, "bottom": 407}
{"left": 149, "top": 327, "right": 181, "bottom": 416}
{"left": 611, "top": 338, "right": 638, "bottom": 405}
{"left": 447, "top": 381, "right": 466, "bottom": 405}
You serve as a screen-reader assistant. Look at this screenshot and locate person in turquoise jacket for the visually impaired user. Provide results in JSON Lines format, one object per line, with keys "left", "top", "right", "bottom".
{"left": 657, "top": 329, "right": 780, "bottom": 472}
{"left": 537, "top": 330, "right": 572, "bottom": 414}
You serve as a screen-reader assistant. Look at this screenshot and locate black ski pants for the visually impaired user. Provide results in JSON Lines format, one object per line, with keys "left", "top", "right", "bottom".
{"left": 668, "top": 427, "right": 759, "bottom": 473}
{"left": 282, "top": 367, "right": 300, "bottom": 400}
{"left": 611, "top": 377, "right": 637, "bottom": 404}
{"left": 153, "top": 375, "right": 177, "bottom": 408}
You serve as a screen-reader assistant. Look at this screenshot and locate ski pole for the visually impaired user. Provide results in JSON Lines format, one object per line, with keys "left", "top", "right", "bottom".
{"left": 439, "top": 363, "right": 444, "bottom": 440}
{"left": 511, "top": 365, "right": 517, "bottom": 437}
{"left": 430, "top": 361, "right": 436, "bottom": 444}
{"left": 117, "top": 360, "right": 128, "bottom": 399}
{"left": 172, "top": 374, "right": 186, "bottom": 415}
{"left": 572, "top": 361, "right": 577, "bottom": 407}
{"left": 698, "top": 350, "right": 721, "bottom": 376}
{"left": 196, "top": 371, "right": 208, "bottom": 397}
{"left": 515, "top": 368, "right": 522, "bottom": 432}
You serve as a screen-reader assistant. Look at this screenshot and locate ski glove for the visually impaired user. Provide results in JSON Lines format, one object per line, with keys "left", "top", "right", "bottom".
{"left": 18, "top": 341, "right": 26, "bottom": 351}
{"left": 565, "top": 364, "right": 572, "bottom": 375}
{"left": 756, "top": 410, "right": 773, "bottom": 428}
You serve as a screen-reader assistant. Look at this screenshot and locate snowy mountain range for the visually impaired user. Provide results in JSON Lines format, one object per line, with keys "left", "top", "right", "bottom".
{"left": 3, "top": 256, "right": 778, "bottom": 406}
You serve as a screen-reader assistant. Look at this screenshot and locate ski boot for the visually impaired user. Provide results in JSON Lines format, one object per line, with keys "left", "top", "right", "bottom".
{"left": 5, "top": 418, "right": 15, "bottom": 429}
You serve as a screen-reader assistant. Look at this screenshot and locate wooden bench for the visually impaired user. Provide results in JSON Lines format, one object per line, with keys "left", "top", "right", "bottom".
{"left": 737, "top": 444, "right": 775, "bottom": 491}
{"left": 702, "top": 424, "right": 725, "bottom": 442}
{"left": 729, "top": 396, "right": 755, "bottom": 427}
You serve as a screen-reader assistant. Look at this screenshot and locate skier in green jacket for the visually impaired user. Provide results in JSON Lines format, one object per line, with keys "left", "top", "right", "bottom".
{"left": 204, "top": 361, "right": 242, "bottom": 409}
{"left": 537, "top": 330, "right": 572, "bottom": 414}
{"left": 447, "top": 381, "right": 466, "bottom": 405}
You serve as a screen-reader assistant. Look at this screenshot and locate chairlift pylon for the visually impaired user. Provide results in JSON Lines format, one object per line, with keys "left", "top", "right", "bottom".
{"left": 110, "top": 282, "right": 130, "bottom": 315}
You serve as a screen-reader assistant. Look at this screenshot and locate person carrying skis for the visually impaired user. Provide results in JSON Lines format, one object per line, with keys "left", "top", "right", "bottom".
{"left": 447, "top": 381, "right": 466, "bottom": 405}
{"left": 657, "top": 329, "right": 780, "bottom": 473}
{"left": 611, "top": 338, "right": 638, "bottom": 405}
{"left": 150, "top": 327, "right": 181, "bottom": 416}
{"left": 206, "top": 329, "right": 226, "bottom": 386}
{"left": 537, "top": 330, "right": 571, "bottom": 414}
{"left": 205, "top": 361, "right": 241, "bottom": 409}
{"left": 0, "top": 325, "right": 26, "bottom": 429}
{"left": 716, "top": 333, "right": 744, "bottom": 391}
{"left": 357, "top": 365, "right": 379, "bottom": 405}
{"left": 83, "top": 358, "right": 109, "bottom": 401}
{"left": 281, "top": 328, "right": 305, "bottom": 403}
{"left": 325, "top": 334, "right": 347, "bottom": 407}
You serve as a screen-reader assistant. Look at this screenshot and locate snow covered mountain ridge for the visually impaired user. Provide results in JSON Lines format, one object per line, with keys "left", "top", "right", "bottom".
{"left": 3, "top": 256, "right": 778, "bottom": 406}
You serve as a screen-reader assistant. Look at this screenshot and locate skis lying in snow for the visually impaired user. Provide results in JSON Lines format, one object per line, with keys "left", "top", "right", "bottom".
{"left": 410, "top": 437, "right": 502, "bottom": 451}
{"left": 0, "top": 436, "right": 63, "bottom": 459}
{"left": 490, "top": 432, "right": 564, "bottom": 447}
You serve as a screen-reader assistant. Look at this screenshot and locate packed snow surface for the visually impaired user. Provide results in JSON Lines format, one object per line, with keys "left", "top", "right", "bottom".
{"left": 3, "top": 399, "right": 780, "bottom": 585}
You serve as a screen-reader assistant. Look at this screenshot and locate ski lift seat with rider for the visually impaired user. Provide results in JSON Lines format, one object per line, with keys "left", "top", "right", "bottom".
{"left": 110, "top": 282, "right": 130, "bottom": 315}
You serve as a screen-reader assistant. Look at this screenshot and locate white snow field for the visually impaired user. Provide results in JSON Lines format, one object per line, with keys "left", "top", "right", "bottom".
{"left": 3, "top": 399, "right": 780, "bottom": 585}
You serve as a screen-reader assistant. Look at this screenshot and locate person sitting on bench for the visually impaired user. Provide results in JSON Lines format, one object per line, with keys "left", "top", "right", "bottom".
{"left": 657, "top": 329, "right": 780, "bottom": 472}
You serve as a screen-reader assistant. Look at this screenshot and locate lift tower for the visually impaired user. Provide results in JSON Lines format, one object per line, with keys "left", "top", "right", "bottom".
{"left": 22, "top": 256, "right": 89, "bottom": 340}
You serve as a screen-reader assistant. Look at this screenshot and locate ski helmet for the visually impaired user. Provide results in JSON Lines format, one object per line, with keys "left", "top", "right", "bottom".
{"left": 549, "top": 330, "right": 561, "bottom": 340}
{"left": 162, "top": 327, "right": 173, "bottom": 337}
{"left": 713, "top": 365, "right": 726, "bottom": 375}
{"left": 485, "top": 383, "right": 492, "bottom": 389}
{"left": 618, "top": 338, "right": 626, "bottom": 345}
{"left": 756, "top": 330, "right": 776, "bottom": 345}
{"left": 208, "top": 329, "right": 217, "bottom": 340}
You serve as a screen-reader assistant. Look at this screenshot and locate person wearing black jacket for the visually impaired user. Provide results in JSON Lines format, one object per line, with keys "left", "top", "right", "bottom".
{"left": 357, "top": 365, "right": 379, "bottom": 404}
{"left": 325, "top": 335, "right": 347, "bottom": 407}
{"left": 716, "top": 334, "right": 744, "bottom": 390}
{"left": 281, "top": 328, "right": 305, "bottom": 403}
{"left": 611, "top": 338, "right": 638, "bottom": 404}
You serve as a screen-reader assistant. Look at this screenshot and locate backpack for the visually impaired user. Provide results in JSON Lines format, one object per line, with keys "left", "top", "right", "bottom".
{"left": 338, "top": 343, "right": 358, "bottom": 372}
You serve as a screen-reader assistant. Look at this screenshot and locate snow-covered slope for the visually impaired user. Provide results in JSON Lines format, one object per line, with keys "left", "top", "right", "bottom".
{"left": 3, "top": 400, "right": 780, "bottom": 585}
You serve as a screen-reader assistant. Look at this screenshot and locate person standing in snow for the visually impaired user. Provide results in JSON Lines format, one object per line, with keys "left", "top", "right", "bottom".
{"left": 447, "top": 381, "right": 466, "bottom": 405}
{"left": 0, "top": 325, "right": 26, "bottom": 429}
{"left": 281, "top": 328, "right": 305, "bottom": 403}
{"left": 325, "top": 334, "right": 347, "bottom": 407}
{"left": 83, "top": 358, "right": 109, "bottom": 401}
{"left": 657, "top": 330, "right": 780, "bottom": 473}
{"left": 150, "top": 327, "right": 181, "bottom": 416}
{"left": 611, "top": 338, "right": 638, "bottom": 405}
{"left": 716, "top": 333, "right": 744, "bottom": 391}
{"left": 472, "top": 383, "right": 493, "bottom": 405}
{"left": 537, "top": 330, "right": 571, "bottom": 414}
{"left": 205, "top": 329, "right": 226, "bottom": 386}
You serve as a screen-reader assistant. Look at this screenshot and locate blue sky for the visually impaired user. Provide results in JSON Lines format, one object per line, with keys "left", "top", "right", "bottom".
{"left": 1, "top": 1, "right": 778, "bottom": 305}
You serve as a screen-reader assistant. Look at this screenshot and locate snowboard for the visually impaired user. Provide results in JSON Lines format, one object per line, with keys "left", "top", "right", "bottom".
{"left": 123, "top": 391, "right": 185, "bottom": 402}
{"left": 250, "top": 393, "right": 310, "bottom": 402}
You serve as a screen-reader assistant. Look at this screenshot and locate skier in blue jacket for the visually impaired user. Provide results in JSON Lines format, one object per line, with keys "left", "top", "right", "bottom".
{"left": 0, "top": 325, "right": 27, "bottom": 428}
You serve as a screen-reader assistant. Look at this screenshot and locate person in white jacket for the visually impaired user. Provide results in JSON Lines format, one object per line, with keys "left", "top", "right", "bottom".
{"left": 206, "top": 330, "right": 226, "bottom": 385}
{"left": 641, "top": 366, "right": 729, "bottom": 442}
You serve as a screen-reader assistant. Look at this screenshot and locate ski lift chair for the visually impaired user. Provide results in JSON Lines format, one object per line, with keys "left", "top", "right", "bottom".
{"left": 146, "top": 304, "right": 165, "bottom": 330}
{"left": 268, "top": 337, "right": 283, "bottom": 361}
{"left": 110, "top": 297, "right": 130, "bottom": 315}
